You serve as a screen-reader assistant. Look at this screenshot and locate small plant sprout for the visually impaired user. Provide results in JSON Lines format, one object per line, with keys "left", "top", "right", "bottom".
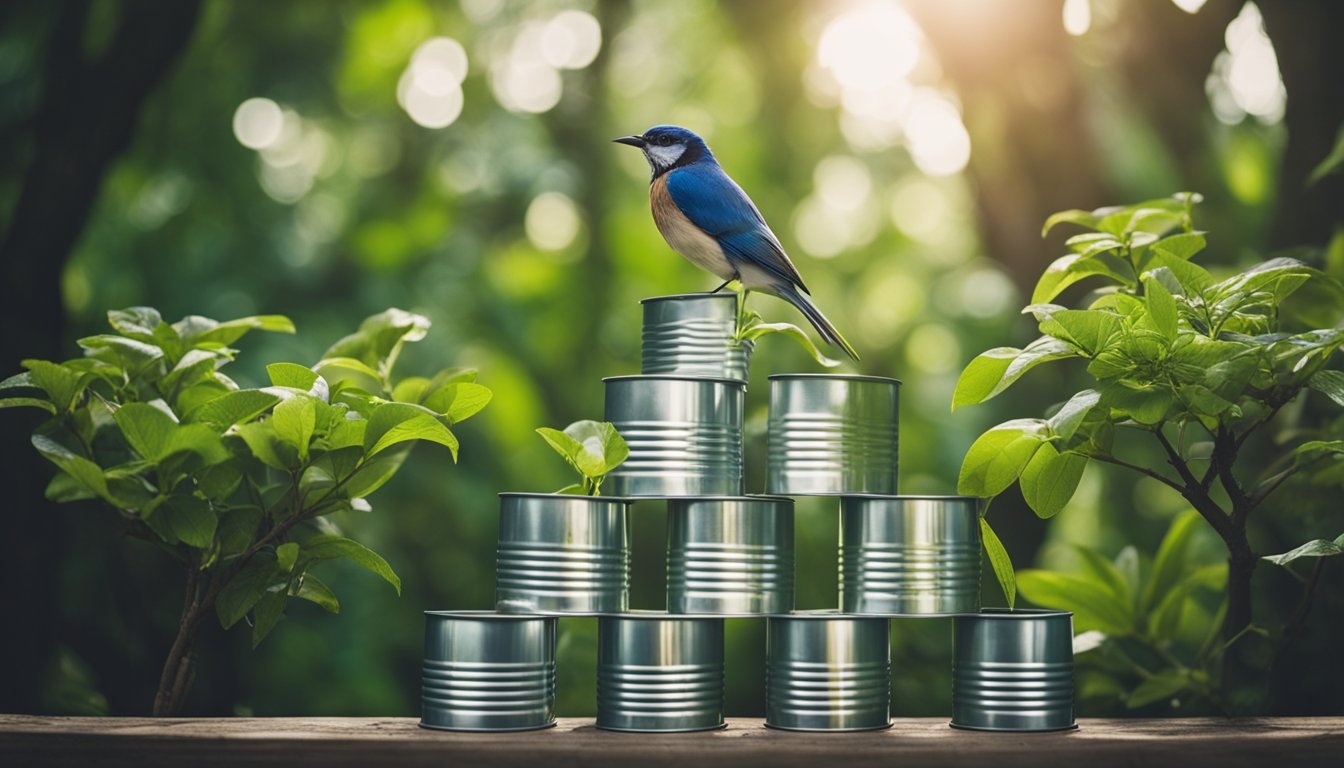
{"left": 732, "top": 285, "right": 842, "bottom": 368}
{"left": 535, "top": 420, "right": 629, "bottom": 495}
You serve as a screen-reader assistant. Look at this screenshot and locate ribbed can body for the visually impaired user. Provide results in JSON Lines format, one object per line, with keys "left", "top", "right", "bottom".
{"left": 667, "top": 496, "right": 794, "bottom": 614}
{"left": 421, "top": 612, "right": 556, "bottom": 732}
{"left": 641, "top": 294, "right": 753, "bottom": 382}
{"left": 604, "top": 376, "right": 745, "bottom": 497}
{"left": 766, "top": 375, "right": 900, "bottom": 496}
{"left": 766, "top": 614, "right": 891, "bottom": 731}
{"left": 495, "top": 493, "right": 630, "bottom": 614}
{"left": 840, "top": 496, "right": 981, "bottom": 615}
{"left": 597, "top": 614, "right": 725, "bottom": 732}
{"left": 952, "top": 610, "right": 1076, "bottom": 732}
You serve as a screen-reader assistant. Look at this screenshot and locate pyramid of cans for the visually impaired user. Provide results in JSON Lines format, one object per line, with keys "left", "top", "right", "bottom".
{"left": 422, "top": 293, "right": 1075, "bottom": 734}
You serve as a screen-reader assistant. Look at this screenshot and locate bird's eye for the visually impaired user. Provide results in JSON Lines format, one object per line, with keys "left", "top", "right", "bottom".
{"left": 658, "top": 135, "right": 672, "bottom": 146}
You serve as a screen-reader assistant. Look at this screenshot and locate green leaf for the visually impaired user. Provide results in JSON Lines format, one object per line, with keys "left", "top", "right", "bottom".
{"left": 22, "top": 360, "right": 93, "bottom": 413}
{"left": 187, "top": 390, "right": 280, "bottom": 431}
{"left": 1126, "top": 670, "right": 1189, "bottom": 709}
{"left": 1017, "top": 570, "right": 1134, "bottom": 635}
{"left": 107, "top": 307, "right": 163, "bottom": 338}
{"left": 1151, "top": 232, "right": 1206, "bottom": 261}
{"left": 1019, "top": 443, "right": 1087, "bottom": 519}
{"left": 1042, "top": 208, "right": 1099, "bottom": 236}
{"left": 341, "top": 445, "right": 411, "bottom": 498}
{"left": 952, "top": 336, "right": 1076, "bottom": 410}
{"left": 251, "top": 592, "right": 287, "bottom": 648}
{"left": 1038, "top": 310, "right": 1122, "bottom": 357}
{"left": 217, "top": 506, "right": 263, "bottom": 555}
{"left": 425, "top": 383, "right": 493, "bottom": 424}
{"left": 184, "top": 315, "right": 295, "bottom": 347}
{"left": 1142, "top": 511, "right": 1202, "bottom": 614}
{"left": 31, "top": 434, "right": 119, "bottom": 506}
{"left": 1071, "top": 546, "right": 1132, "bottom": 606}
{"left": 321, "top": 308, "right": 431, "bottom": 382}
{"left": 1047, "top": 390, "right": 1101, "bottom": 442}
{"left": 1149, "top": 252, "right": 1215, "bottom": 293}
{"left": 0, "top": 397, "right": 57, "bottom": 414}
{"left": 1308, "top": 123, "right": 1344, "bottom": 185}
{"left": 0, "top": 371, "right": 34, "bottom": 391}
{"left": 1262, "top": 534, "right": 1344, "bottom": 566}
{"left": 314, "top": 356, "right": 385, "bottom": 392}
{"left": 1142, "top": 273, "right": 1179, "bottom": 340}
{"left": 266, "top": 363, "right": 329, "bottom": 401}
{"left": 276, "top": 542, "right": 300, "bottom": 573}
{"left": 294, "top": 574, "right": 339, "bottom": 613}
{"left": 301, "top": 535, "right": 401, "bottom": 593}
{"left": 216, "top": 553, "right": 279, "bottom": 629}
{"left": 271, "top": 397, "right": 316, "bottom": 460}
{"left": 163, "top": 495, "right": 217, "bottom": 549}
{"left": 536, "top": 420, "right": 629, "bottom": 484}
{"left": 1096, "top": 380, "right": 1174, "bottom": 425}
{"left": 739, "top": 321, "right": 841, "bottom": 367}
{"left": 980, "top": 517, "right": 1015, "bottom": 608}
{"left": 45, "top": 471, "right": 97, "bottom": 502}
{"left": 1208, "top": 257, "right": 1316, "bottom": 306}
{"left": 235, "top": 421, "right": 299, "bottom": 470}
{"left": 1308, "top": 370, "right": 1344, "bottom": 407}
{"left": 957, "top": 419, "right": 1050, "bottom": 496}
{"left": 1031, "top": 253, "right": 1134, "bottom": 304}
{"left": 363, "top": 402, "right": 459, "bottom": 460}
{"left": 113, "top": 403, "right": 229, "bottom": 465}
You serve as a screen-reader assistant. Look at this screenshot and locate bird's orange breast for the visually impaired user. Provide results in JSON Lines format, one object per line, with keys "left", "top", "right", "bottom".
{"left": 649, "top": 174, "right": 734, "bottom": 279}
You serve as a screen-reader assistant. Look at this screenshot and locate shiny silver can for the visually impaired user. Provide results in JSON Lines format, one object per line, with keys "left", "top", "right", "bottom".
{"left": 766, "top": 612, "right": 891, "bottom": 731}
{"left": 421, "top": 611, "right": 556, "bottom": 732}
{"left": 641, "top": 293, "right": 753, "bottom": 382}
{"left": 597, "top": 612, "right": 725, "bottom": 732}
{"left": 604, "top": 375, "right": 745, "bottom": 497}
{"left": 766, "top": 374, "right": 900, "bottom": 496}
{"left": 495, "top": 493, "right": 630, "bottom": 614}
{"left": 952, "top": 609, "right": 1076, "bottom": 732}
{"left": 667, "top": 495, "right": 794, "bottom": 615}
{"left": 840, "top": 495, "right": 982, "bottom": 615}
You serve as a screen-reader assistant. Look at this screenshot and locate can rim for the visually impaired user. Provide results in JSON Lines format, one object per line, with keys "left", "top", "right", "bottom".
{"left": 594, "top": 609, "right": 729, "bottom": 621}
{"left": 665, "top": 494, "right": 795, "bottom": 504}
{"left": 639, "top": 292, "right": 736, "bottom": 304}
{"left": 764, "top": 609, "right": 893, "bottom": 621}
{"left": 423, "top": 610, "right": 557, "bottom": 621}
{"left": 604, "top": 374, "right": 747, "bottom": 387}
{"left": 768, "top": 373, "right": 902, "bottom": 385}
{"left": 497, "top": 491, "right": 633, "bottom": 503}
{"left": 963, "top": 608, "right": 1074, "bottom": 619}
{"left": 839, "top": 493, "right": 984, "bottom": 502}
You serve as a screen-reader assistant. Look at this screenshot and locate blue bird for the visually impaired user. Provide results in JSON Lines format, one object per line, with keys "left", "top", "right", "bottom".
{"left": 615, "top": 125, "right": 859, "bottom": 361}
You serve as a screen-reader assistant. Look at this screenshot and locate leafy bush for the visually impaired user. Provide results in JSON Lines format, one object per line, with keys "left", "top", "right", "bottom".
{"left": 0, "top": 307, "right": 489, "bottom": 715}
{"left": 536, "top": 419, "right": 628, "bottom": 495}
{"left": 953, "top": 193, "right": 1344, "bottom": 709}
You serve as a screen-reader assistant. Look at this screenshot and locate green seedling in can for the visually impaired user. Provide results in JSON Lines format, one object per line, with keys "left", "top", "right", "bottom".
{"left": 729, "top": 283, "right": 842, "bottom": 368}
{"left": 535, "top": 419, "right": 629, "bottom": 495}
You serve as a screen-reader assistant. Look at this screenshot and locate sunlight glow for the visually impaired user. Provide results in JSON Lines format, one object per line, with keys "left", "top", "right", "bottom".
{"left": 817, "top": 2, "right": 920, "bottom": 94}
{"left": 490, "top": 13, "right": 602, "bottom": 115}
{"left": 232, "top": 98, "right": 284, "bottom": 150}
{"left": 541, "top": 10, "right": 602, "bottom": 70}
{"left": 525, "top": 192, "right": 581, "bottom": 251}
{"left": 1062, "top": 0, "right": 1091, "bottom": 36}
{"left": 398, "top": 37, "right": 468, "bottom": 129}
{"left": 903, "top": 89, "right": 971, "bottom": 177}
{"left": 1206, "top": 2, "right": 1286, "bottom": 124}
{"left": 1171, "top": 0, "right": 1208, "bottom": 13}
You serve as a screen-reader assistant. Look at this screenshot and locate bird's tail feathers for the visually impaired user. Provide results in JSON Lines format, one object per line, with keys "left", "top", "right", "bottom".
{"left": 777, "top": 284, "right": 860, "bottom": 362}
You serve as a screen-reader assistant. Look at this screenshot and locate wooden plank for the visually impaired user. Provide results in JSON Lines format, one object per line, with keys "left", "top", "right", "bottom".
{"left": 2, "top": 716, "right": 1341, "bottom": 768}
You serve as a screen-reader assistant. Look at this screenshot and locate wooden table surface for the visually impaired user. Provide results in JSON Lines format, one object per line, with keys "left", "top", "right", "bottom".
{"left": 2, "top": 715, "right": 1341, "bottom": 767}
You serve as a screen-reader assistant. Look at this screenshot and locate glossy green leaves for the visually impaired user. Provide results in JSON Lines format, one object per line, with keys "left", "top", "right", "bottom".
{"left": 537, "top": 420, "right": 629, "bottom": 495}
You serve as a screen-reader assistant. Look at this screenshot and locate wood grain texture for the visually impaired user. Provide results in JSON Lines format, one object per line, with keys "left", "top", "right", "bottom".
{"left": 2, "top": 716, "right": 1341, "bottom": 768}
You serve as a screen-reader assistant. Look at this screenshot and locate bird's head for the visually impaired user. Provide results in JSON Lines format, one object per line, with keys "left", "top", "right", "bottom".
{"left": 613, "top": 125, "right": 710, "bottom": 179}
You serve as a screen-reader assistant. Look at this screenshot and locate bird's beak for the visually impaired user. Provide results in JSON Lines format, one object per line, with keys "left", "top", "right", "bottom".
{"left": 613, "top": 135, "right": 645, "bottom": 148}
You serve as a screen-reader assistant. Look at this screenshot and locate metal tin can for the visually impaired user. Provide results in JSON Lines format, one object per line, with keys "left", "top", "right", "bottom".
{"left": 421, "top": 611, "right": 556, "bottom": 732}
{"left": 766, "top": 612, "right": 891, "bottom": 731}
{"left": 604, "top": 376, "right": 745, "bottom": 497}
{"left": 495, "top": 493, "right": 630, "bottom": 614}
{"left": 597, "top": 612, "right": 725, "bottom": 732}
{"left": 766, "top": 374, "right": 900, "bottom": 496}
{"left": 641, "top": 293, "right": 753, "bottom": 382}
{"left": 952, "top": 609, "right": 1076, "bottom": 732}
{"left": 840, "top": 495, "right": 982, "bottom": 615}
{"left": 667, "top": 495, "right": 794, "bottom": 615}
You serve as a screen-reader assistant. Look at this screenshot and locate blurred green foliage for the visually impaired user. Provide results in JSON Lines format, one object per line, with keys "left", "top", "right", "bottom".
{"left": 1, "top": 0, "right": 1341, "bottom": 718}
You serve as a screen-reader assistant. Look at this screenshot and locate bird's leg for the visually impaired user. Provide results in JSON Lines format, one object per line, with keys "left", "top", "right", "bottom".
{"left": 710, "top": 280, "right": 732, "bottom": 294}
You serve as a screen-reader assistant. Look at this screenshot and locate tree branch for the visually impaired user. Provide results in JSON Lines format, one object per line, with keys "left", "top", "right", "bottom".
{"left": 1089, "top": 452, "right": 1185, "bottom": 492}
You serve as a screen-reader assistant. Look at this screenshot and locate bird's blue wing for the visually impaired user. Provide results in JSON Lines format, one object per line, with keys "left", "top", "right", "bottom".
{"left": 665, "top": 163, "right": 809, "bottom": 292}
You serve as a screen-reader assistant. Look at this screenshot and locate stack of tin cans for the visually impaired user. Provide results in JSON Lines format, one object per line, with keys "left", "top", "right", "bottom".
{"left": 422, "top": 292, "right": 1076, "bottom": 734}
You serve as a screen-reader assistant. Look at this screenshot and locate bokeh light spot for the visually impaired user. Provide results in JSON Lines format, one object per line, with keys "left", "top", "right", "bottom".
{"left": 525, "top": 192, "right": 582, "bottom": 252}
{"left": 232, "top": 97, "right": 284, "bottom": 150}
{"left": 542, "top": 10, "right": 602, "bottom": 70}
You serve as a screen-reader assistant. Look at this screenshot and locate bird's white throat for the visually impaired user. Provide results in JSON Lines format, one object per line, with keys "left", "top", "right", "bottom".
{"left": 645, "top": 143, "right": 686, "bottom": 172}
